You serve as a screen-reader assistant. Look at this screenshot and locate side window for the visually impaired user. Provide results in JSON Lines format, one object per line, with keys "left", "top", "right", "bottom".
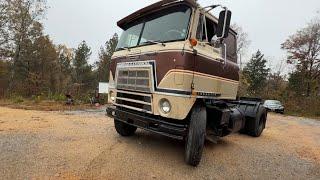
{"left": 205, "top": 17, "right": 216, "bottom": 42}
{"left": 225, "top": 32, "right": 237, "bottom": 63}
{"left": 196, "top": 14, "right": 237, "bottom": 63}
{"left": 196, "top": 15, "right": 217, "bottom": 43}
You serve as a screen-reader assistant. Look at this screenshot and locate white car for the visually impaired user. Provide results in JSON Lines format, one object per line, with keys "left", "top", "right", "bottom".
{"left": 263, "top": 100, "right": 285, "bottom": 114}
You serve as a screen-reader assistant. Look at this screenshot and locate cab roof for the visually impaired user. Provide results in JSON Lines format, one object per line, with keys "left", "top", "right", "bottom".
{"left": 117, "top": 0, "right": 236, "bottom": 35}
{"left": 117, "top": 0, "right": 197, "bottom": 29}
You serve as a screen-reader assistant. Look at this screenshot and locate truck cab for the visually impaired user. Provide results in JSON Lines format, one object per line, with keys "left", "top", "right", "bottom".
{"left": 106, "top": 0, "right": 267, "bottom": 166}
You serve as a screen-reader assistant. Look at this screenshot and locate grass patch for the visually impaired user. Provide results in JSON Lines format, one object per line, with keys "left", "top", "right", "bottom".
{"left": 0, "top": 98, "right": 99, "bottom": 111}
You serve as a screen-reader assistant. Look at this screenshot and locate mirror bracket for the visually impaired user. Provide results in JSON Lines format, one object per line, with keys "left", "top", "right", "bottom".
{"left": 222, "top": 43, "right": 227, "bottom": 66}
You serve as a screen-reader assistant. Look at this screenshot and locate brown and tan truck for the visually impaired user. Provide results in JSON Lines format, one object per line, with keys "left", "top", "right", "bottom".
{"left": 106, "top": 0, "right": 267, "bottom": 166}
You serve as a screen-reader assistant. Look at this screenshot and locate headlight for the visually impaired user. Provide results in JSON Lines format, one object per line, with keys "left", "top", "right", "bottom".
{"left": 159, "top": 98, "right": 171, "bottom": 114}
{"left": 109, "top": 91, "right": 115, "bottom": 101}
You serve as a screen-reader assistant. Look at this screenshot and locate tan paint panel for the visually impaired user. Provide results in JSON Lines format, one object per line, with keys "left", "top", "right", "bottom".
{"left": 109, "top": 71, "right": 115, "bottom": 87}
{"left": 112, "top": 41, "right": 193, "bottom": 58}
{"left": 158, "top": 70, "right": 239, "bottom": 99}
{"left": 153, "top": 93, "right": 196, "bottom": 120}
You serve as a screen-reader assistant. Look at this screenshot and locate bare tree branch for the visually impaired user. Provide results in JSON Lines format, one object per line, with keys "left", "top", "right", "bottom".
{"left": 282, "top": 17, "right": 320, "bottom": 96}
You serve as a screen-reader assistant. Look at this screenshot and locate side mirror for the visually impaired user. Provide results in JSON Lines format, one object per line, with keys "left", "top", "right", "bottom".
{"left": 217, "top": 10, "right": 232, "bottom": 39}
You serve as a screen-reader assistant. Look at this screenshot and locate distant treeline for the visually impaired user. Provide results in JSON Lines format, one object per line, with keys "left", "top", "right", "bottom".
{"left": 0, "top": 0, "right": 118, "bottom": 102}
{"left": 239, "top": 17, "right": 320, "bottom": 117}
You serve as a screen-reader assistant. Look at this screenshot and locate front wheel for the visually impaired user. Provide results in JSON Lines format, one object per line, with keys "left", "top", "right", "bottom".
{"left": 185, "top": 103, "right": 207, "bottom": 166}
{"left": 114, "top": 120, "right": 137, "bottom": 136}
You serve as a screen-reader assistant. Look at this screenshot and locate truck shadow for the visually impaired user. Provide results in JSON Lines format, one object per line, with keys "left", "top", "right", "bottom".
{"left": 82, "top": 129, "right": 236, "bottom": 179}
{"left": 205, "top": 138, "right": 233, "bottom": 148}
{"left": 130, "top": 130, "right": 235, "bottom": 151}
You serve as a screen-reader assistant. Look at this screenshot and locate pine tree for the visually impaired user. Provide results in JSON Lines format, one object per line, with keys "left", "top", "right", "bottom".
{"left": 56, "top": 44, "right": 73, "bottom": 94}
{"left": 72, "top": 41, "right": 94, "bottom": 94}
{"left": 243, "top": 50, "right": 270, "bottom": 96}
{"left": 96, "top": 33, "right": 118, "bottom": 82}
{"left": 32, "top": 35, "right": 59, "bottom": 95}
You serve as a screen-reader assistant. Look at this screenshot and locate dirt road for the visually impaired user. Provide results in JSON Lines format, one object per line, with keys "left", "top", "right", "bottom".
{"left": 0, "top": 107, "right": 319, "bottom": 180}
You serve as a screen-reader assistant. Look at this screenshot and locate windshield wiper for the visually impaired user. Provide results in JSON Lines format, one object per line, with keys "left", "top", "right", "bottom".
{"left": 117, "top": 47, "right": 131, "bottom": 51}
{"left": 144, "top": 40, "right": 166, "bottom": 47}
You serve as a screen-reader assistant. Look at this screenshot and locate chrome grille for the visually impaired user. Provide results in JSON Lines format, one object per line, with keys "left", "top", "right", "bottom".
{"left": 115, "top": 90, "right": 152, "bottom": 113}
{"left": 116, "top": 64, "right": 153, "bottom": 93}
{"left": 114, "top": 61, "right": 155, "bottom": 113}
{"left": 117, "top": 69, "right": 150, "bottom": 92}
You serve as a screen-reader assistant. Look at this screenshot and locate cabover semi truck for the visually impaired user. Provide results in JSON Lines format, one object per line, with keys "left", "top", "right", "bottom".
{"left": 106, "top": 0, "right": 268, "bottom": 166}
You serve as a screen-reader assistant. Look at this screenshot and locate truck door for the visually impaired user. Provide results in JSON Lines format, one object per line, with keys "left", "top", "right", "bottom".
{"left": 192, "top": 14, "right": 223, "bottom": 95}
{"left": 192, "top": 14, "right": 239, "bottom": 99}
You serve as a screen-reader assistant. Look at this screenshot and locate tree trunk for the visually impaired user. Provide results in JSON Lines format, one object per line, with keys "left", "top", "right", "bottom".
{"left": 306, "top": 81, "right": 311, "bottom": 97}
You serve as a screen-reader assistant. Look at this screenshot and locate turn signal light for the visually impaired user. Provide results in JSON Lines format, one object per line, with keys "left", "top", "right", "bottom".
{"left": 189, "top": 38, "right": 198, "bottom": 47}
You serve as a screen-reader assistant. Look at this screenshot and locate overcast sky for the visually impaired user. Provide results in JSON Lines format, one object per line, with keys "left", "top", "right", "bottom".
{"left": 44, "top": 0, "right": 320, "bottom": 74}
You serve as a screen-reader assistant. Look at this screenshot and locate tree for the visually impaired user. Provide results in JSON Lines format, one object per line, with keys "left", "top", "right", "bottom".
{"left": 265, "top": 72, "right": 287, "bottom": 99}
{"left": 281, "top": 18, "right": 320, "bottom": 96}
{"left": 5, "top": 0, "right": 47, "bottom": 92}
{"left": 232, "top": 24, "right": 251, "bottom": 69}
{"left": 8, "top": 0, "right": 46, "bottom": 57}
{"left": 72, "top": 41, "right": 94, "bottom": 94}
{"left": 238, "top": 71, "right": 249, "bottom": 97}
{"left": 0, "top": 0, "right": 11, "bottom": 57}
{"left": 30, "top": 34, "right": 59, "bottom": 95}
{"left": 56, "top": 44, "right": 73, "bottom": 94}
{"left": 14, "top": 30, "right": 59, "bottom": 96}
{"left": 8, "top": 19, "right": 59, "bottom": 96}
{"left": 243, "top": 50, "right": 270, "bottom": 96}
{"left": 0, "top": 59, "right": 10, "bottom": 97}
{"left": 96, "top": 33, "right": 118, "bottom": 82}
{"left": 232, "top": 24, "right": 251, "bottom": 56}
{"left": 287, "top": 71, "right": 305, "bottom": 95}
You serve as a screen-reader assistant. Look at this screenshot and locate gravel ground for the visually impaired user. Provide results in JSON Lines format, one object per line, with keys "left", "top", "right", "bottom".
{"left": 0, "top": 107, "right": 319, "bottom": 180}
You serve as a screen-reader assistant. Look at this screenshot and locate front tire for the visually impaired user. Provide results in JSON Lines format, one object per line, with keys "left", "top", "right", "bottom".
{"left": 185, "top": 103, "right": 207, "bottom": 166}
{"left": 114, "top": 120, "right": 137, "bottom": 136}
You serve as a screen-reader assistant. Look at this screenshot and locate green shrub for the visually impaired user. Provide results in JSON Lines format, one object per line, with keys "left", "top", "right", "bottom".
{"left": 283, "top": 96, "right": 320, "bottom": 118}
{"left": 51, "top": 94, "right": 66, "bottom": 102}
{"left": 31, "top": 95, "right": 42, "bottom": 103}
{"left": 11, "top": 95, "right": 24, "bottom": 103}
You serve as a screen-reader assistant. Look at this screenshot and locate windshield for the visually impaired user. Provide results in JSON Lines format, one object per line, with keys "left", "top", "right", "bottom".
{"left": 265, "top": 100, "right": 281, "bottom": 105}
{"left": 116, "top": 5, "right": 191, "bottom": 50}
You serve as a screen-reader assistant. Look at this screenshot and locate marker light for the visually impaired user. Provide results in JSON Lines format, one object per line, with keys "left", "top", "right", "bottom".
{"left": 189, "top": 38, "right": 198, "bottom": 47}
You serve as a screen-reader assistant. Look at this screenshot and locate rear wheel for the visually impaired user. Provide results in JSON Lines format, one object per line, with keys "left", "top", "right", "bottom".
{"left": 243, "top": 106, "right": 267, "bottom": 137}
{"left": 185, "top": 103, "right": 207, "bottom": 166}
{"left": 114, "top": 120, "right": 137, "bottom": 136}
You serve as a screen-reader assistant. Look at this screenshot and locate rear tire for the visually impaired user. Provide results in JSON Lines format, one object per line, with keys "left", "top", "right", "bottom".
{"left": 114, "top": 120, "right": 137, "bottom": 136}
{"left": 244, "top": 106, "right": 267, "bottom": 137}
{"left": 185, "top": 103, "right": 207, "bottom": 166}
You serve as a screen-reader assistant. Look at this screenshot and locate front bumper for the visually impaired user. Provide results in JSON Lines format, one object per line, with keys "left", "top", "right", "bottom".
{"left": 266, "top": 108, "right": 284, "bottom": 113}
{"left": 106, "top": 105, "right": 188, "bottom": 140}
